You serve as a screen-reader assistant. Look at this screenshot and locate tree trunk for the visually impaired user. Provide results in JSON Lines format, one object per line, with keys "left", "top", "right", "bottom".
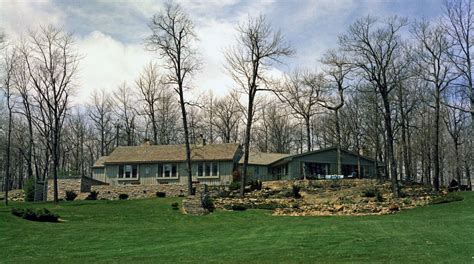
{"left": 381, "top": 92, "right": 399, "bottom": 197}
{"left": 305, "top": 116, "right": 311, "bottom": 152}
{"left": 241, "top": 93, "right": 255, "bottom": 197}
{"left": 433, "top": 88, "right": 441, "bottom": 192}
{"left": 53, "top": 116, "right": 60, "bottom": 203}
{"left": 335, "top": 109, "right": 342, "bottom": 175}
{"left": 177, "top": 83, "right": 193, "bottom": 196}
{"left": 4, "top": 106, "right": 12, "bottom": 206}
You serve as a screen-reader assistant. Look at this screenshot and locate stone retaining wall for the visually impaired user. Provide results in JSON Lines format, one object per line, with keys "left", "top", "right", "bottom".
{"left": 91, "top": 184, "right": 203, "bottom": 200}
{"left": 41, "top": 178, "right": 204, "bottom": 201}
{"left": 47, "top": 179, "right": 82, "bottom": 201}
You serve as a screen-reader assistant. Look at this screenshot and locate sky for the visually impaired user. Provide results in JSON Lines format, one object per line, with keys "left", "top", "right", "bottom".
{"left": 0, "top": 0, "right": 445, "bottom": 105}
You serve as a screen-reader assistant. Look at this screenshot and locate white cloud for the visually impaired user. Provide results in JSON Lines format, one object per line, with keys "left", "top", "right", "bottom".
{"left": 192, "top": 19, "right": 237, "bottom": 98}
{"left": 73, "top": 31, "right": 152, "bottom": 105}
{"left": 0, "top": 0, "right": 64, "bottom": 38}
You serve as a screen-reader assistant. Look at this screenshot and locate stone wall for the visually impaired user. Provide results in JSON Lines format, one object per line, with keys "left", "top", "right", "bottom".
{"left": 44, "top": 178, "right": 204, "bottom": 201}
{"left": 91, "top": 184, "right": 204, "bottom": 200}
{"left": 47, "top": 179, "right": 82, "bottom": 201}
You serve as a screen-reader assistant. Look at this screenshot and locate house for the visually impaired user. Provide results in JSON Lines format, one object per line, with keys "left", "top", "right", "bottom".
{"left": 92, "top": 142, "right": 242, "bottom": 186}
{"left": 241, "top": 147, "right": 381, "bottom": 181}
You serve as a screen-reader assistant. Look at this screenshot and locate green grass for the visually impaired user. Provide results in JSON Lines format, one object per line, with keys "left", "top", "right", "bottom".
{"left": 1, "top": 193, "right": 474, "bottom": 263}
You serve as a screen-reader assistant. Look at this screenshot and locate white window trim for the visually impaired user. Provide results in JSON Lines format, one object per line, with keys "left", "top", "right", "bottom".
{"left": 156, "top": 163, "right": 179, "bottom": 179}
{"left": 117, "top": 164, "right": 140, "bottom": 180}
{"left": 196, "top": 162, "right": 220, "bottom": 178}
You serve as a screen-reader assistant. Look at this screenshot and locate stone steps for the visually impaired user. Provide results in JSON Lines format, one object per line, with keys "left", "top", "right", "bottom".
{"left": 183, "top": 197, "right": 208, "bottom": 215}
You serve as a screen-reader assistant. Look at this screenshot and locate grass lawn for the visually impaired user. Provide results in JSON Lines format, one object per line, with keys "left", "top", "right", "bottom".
{"left": 1, "top": 193, "right": 473, "bottom": 263}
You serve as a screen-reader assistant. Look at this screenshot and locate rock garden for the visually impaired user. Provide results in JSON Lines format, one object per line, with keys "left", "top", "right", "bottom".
{"left": 210, "top": 179, "right": 453, "bottom": 216}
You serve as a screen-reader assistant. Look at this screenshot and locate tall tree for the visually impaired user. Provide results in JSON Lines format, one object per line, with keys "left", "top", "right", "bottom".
{"left": 320, "top": 50, "right": 352, "bottom": 175}
{"left": 1, "top": 46, "right": 17, "bottom": 205}
{"left": 136, "top": 61, "right": 163, "bottom": 144}
{"left": 213, "top": 93, "right": 241, "bottom": 143}
{"left": 113, "top": 82, "right": 137, "bottom": 146}
{"left": 225, "top": 15, "right": 293, "bottom": 196}
{"left": 89, "top": 90, "right": 114, "bottom": 156}
{"left": 22, "top": 26, "right": 79, "bottom": 203}
{"left": 340, "top": 16, "right": 408, "bottom": 196}
{"left": 274, "top": 69, "right": 322, "bottom": 152}
{"left": 147, "top": 2, "right": 199, "bottom": 195}
{"left": 444, "top": 0, "right": 474, "bottom": 135}
{"left": 412, "top": 20, "right": 457, "bottom": 191}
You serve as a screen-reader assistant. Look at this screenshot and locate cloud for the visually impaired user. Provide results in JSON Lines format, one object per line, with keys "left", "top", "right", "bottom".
{"left": 73, "top": 31, "right": 153, "bottom": 105}
{"left": 0, "top": 0, "right": 64, "bottom": 38}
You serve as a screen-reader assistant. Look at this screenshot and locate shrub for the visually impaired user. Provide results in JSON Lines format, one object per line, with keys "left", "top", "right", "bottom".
{"left": 232, "top": 170, "right": 241, "bottom": 181}
{"left": 11, "top": 207, "right": 59, "bottom": 222}
{"left": 201, "top": 194, "right": 215, "bottom": 212}
{"left": 171, "top": 202, "right": 179, "bottom": 210}
{"left": 230, "top": 204, "right": 247, "bottom": 211}
{"left": 376, "top": 192, "right": 384, "bottom": 202}
{"left": 249, "top": 180, "right": 263, "bottom": 191}
{"left": 252, "top": 203, "right": 285, "bottom": 210}
{"left": 362, "top": 188, "right": 381, "bottom": 198}
{"left": 218, "top": 190, "right": 230, "bottom": 198}
{"left": 85, "top": 191, "right": 98, "bottom": 200}
{"left": 431, "top": 193, "right": 464, "bottom": 205}
{"left": 65, "top": 190, "right": 77, "bottom": 201}
{"left": 229, "top": 181, "right": 241, "bottom": 191}
{"left": 118, "top": 193, "right": 129, "bottom": 200}
{"left": 292, "top": 184, "right": 301, "bottom": 198}
{"left": 23, "top": 178, "right": 35, "bottom": 202}
{"left": 156, "top": 192, "right": 166, "bottom": 198}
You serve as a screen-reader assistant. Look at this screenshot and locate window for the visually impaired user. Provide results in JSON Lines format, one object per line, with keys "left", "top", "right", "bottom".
{"left": 118, "top": 164, "right": 138, "bottom": 179}
{"left": 157, "top": 164, "right": 178, "bottom": 178}
{"left": 197, "top": 162, "right": 219, "bottom": 177}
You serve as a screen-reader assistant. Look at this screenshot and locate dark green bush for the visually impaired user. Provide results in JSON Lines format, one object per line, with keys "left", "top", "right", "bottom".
{"left": 219, "top": 190, "right": 230, "bottom": 198}
{"left": 201, "top": 194, "right": 215, "bottom": 212}
{"left": 431, "top": 193, "right": 464, "bottom": 205}
{"left": 252, "top": 203, "right": 285, "bottom": 210}
{"left": 229, "top": 181, "right": 241, "bottom": 191}
{"left": 85, "top": 191, "right": 98, "bottom": 200}
{"left": 171, "top": 202, "right": 179, "bottom": 210}
{"left": 11, "top": 207, "right": 59, "bottom": 222}
{"left": 118, "top": 193, "right": 129, "bottom": 200}
{"left": 249, "top": 180, "right": 263, "bottom": 191}
{"left": 232, "top": 170, "right": 241, "bottom": 181}
{"left": 230, "top": 204, "right": 247, "bottom": 211}
{"left": 292, "top": 184, "right": 301, "bottom": 198}
{"left": 362, "top": 188, "right": 381, "bottom": 198}
{"left": 376, "top": 192, "right": 384, "bottom": 202}
{"left": 23, "top": 178, "right": 35, "bottom": 202}
{"left": 65, "top": 190, "right": 77, "bottom": 201}
{"left": 156, "top": 192, "right": 166, "bottom": 198}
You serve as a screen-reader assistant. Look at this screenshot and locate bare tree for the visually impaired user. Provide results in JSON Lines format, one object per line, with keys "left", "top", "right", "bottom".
{"left": 274, "top": 69, "right": 322, "bottom": 152}
{"left": 147, "top": 2, "right": 199, "bottom": 195}
{"left": 340, "top": 16, "right": 408, "bottom": 196}
{"left": 21, "top": 26, "right": 79, "bottom": 203}
{"left": 89, "top": 90, "right": 114, "bottom": 156}
{"left": 225, "top": 15, "right": 293, "bottom": 196}
{"left": 214, "top": 93, "right": 241, "bottom": 143}
{"left": 444, "top": 0, "right": 474, "bottom": 131}
{"left": 412, "top": 20, "right": 458, "bottom": 191}
{"left": 320, "top": 50, "right": 352, "bottom": 175}
{"left": 136, "top": 61, "right": 163, "bottom": 144}
{"left": 113, "top": 82, "right": 137, "bottom": 146}
{"left": 1, "top": 46, "right": 17, "bottom": 205}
